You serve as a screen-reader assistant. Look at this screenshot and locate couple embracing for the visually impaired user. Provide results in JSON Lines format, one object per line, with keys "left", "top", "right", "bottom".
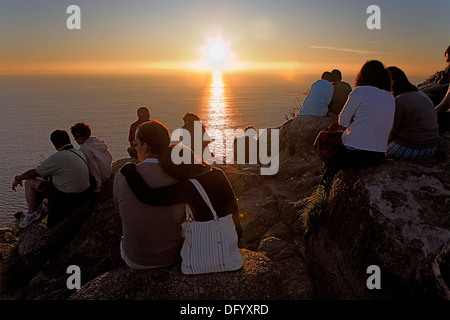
{"left": 114, "top": 120, "right": 243, "bottom": 272}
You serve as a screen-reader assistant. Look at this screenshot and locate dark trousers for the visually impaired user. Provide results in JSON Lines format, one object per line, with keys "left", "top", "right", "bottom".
{"left": 38, "top": 181, "right": 90, "bottom": 228}
{"left": 438, "top": 112, "right": 450, "bottom": 133}
{"left": 320, "top": 144, "right": 385, "bottom": 190}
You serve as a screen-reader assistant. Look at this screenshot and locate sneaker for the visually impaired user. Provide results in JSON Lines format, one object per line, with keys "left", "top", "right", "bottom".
{"left": 38, "top": 198, "right": 49, "bottom": 217}
{"left": 19, "top": 210, "right": 42, "bottom": 228}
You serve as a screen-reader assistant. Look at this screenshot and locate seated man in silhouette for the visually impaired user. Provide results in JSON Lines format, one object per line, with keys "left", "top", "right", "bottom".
{"left": 127, "top": 106, "right": 151, "bottom": 158}
{"left": 12, "top": 130, "right": 90, "bottom": 228}
{"left": 328, "top": 69, "right": 352, "bottom": 116}
{"left": 233, "top": 125, "right": 259, "bottom": 164}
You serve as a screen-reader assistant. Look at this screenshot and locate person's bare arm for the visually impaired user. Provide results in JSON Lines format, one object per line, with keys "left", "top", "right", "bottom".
{"left": 12, "top": 169, "right": 39, "bottom": 191}
{"left": 436, "top": 87, "right": 450, "bottom": 113}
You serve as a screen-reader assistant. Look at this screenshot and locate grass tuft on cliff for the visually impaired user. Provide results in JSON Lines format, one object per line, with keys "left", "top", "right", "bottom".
{"left": 300, "top": 186, "right": 329, "bottom": 238}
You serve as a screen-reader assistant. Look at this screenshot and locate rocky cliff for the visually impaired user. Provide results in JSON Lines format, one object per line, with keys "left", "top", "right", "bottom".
{"left": 306, "top": 150, "right": 450, "bottom": 299}
{"left": 1, "top": 102, "right": 449, "bottom": 300}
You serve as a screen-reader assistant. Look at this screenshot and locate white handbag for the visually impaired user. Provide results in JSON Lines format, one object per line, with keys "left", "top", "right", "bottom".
{"left": 180, "top": 179, "right": 243, "bottom": 275}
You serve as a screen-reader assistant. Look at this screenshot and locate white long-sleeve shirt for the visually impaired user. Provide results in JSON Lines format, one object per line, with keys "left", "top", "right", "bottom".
{"left": 80, "top": 136, "right": 113, "bottom": 192}
{"left": 339, "top": 86, "right": 395, "bottom": 153}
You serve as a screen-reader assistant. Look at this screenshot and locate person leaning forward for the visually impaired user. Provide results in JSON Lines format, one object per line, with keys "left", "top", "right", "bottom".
{"left": 12, "top": 130, "right": 91, "bottom": 228}
{"left": 328, "top": 69, "right": 352, "bottom": 116}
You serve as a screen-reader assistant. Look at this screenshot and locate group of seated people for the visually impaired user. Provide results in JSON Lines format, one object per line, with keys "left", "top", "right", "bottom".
{"left": 127, "top": 108, "right": 215, "bottom": 163}
{"left": 314, "top": 50, "right": 449, "bottom": 188}
{"left": 299, "top": 69, "right": 353, "bottom": 117}
{"left": 10, "top": 46, "right": 450, "bottom": 273}
{"left": 12, "top": 122, "right": 113, "bottom": 228}
{"left": 299, "top": 46, "right": 450, "bottom": 190}
{"left": 11, "top": 106, "right": 242, "bottom": 272}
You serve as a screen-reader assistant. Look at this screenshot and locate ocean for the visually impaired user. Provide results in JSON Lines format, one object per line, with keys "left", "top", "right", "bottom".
{"left": 0, "top": 71, "right": 429, "bottom": 227}
{"left": 0, "top": 71, "right": 314, "bottom": 227}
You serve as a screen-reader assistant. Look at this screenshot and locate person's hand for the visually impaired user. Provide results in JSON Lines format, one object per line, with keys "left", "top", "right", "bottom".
{"left": 12, "top": 178, "right": 22, "bottom": 191}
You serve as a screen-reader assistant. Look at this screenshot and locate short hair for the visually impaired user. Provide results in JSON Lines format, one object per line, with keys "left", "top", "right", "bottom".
{"left": 355, "top": 60, "right": 392, "bottom": 91}
{"left": 244, "top": 125, "right": 256, "bottom": 132}
{"left": 183, "top": 112, "right": 200, "bottom": 123}
{"left": 331, "top": 69, "right": 342, "bottom": 81}
{"left": 70, "top": 122, "right": 92, "bottom": 138}
{"left": 50, "top": 130, "right": 71, "bottom": 149}
{"left": 321, "top": 71, "right": 333, "bottom": 82}
{"left": 137, "top": 106, "right": 150, "bottom": 119}
{"left": 136, "top": 120, "right": 170, "bottom": 156}
{"left": 387, "top": 66, "right": 418, "bottom": 97}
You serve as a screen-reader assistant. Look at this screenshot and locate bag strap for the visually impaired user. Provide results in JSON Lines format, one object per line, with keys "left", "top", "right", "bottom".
{"left": 67, "top": 149, "right": 89, "bottom": 169}
{"left": 189, "top": 179, "right": 218, "bottom": 220}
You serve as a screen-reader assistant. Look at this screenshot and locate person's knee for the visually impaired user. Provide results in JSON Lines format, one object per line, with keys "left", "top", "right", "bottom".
{"left": 25, "top": 178, "right": 42, "bottom": 191}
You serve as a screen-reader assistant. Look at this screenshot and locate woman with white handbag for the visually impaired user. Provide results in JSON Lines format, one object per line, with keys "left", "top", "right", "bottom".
{"left": 120, "top": 144, "right": 243, "bottom": 275}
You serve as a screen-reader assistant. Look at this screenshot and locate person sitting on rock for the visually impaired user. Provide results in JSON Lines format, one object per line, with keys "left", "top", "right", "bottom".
{"left": 233, "top": 125, "right": 259, "bottom": 164}
{"left": 71, "top": 122, "right": 113, "bottom": 193}
{"left": 12, "top": 130, "right": 91, "bottom": 228}
{"left": 328, "top": 69, "right": 352, "bottom": 116}
{"left": 386, "top": 66, "right": 440, "bottom": 159}
{"left": 436, "top": 85, "right": 450, "bottom": 132}
{"left": 120, "top": 143, "right": 242, "bottom": 241}
{"left": 179, "top": 112, "right": 214, "bottom": 163}
{"left": 298, "top": 72, "right": 334, "bottom": 117}
{"left": 114, "top": 121, "right": 186, "bottom": 269}
{"left": 127, "top": 106, "right": 151, "bottom": 159}
{"left": 434, "top": 45, "right": 450, "bottom": 85}
{"left": 319, "top": 60, "right": 395, "bottom": 189}
{"left": 435, "top": 45, "right": 450, "bottom": 132}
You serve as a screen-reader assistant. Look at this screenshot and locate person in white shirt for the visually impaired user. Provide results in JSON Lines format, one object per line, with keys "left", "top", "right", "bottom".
{"left": 320, "top": 60, "right": 395, "bottom": 189}
{"left": 71, "top": 122, "right": 113, "bottom": 193}
{"left": 299, "top": 72, "right": 334, "bottom": 117}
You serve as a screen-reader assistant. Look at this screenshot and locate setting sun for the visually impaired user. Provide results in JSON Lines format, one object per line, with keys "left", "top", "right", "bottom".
{"left": 188, "top": 35, "right": 238, "bottom": 72}
{"left": 202, "top": 36, "right": 230, "bottom": 70}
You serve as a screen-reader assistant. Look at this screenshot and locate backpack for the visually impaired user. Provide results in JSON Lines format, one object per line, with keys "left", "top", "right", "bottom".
{"left": 313, "top": 120, "right": 346, "bottom": 165}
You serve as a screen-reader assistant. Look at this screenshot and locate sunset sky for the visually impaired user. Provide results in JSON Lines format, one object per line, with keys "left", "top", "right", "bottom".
{"left": 0, "top": 0, "right": 448, "bottom": 76}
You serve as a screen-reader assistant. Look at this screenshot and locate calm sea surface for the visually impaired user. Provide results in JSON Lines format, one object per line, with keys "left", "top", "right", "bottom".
{"left": 0, "top": 71, "right": 314, "bottom": 227}
{"left": 0, "top": 71, "right": 428, "bottom": 227}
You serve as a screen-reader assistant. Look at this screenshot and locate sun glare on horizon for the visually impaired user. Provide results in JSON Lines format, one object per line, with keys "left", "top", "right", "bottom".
{"left": 187, "top": 35, "right": 239, "bottom": 72}
{"left": 202, "top": 36, "right": 231, "bottom": 70}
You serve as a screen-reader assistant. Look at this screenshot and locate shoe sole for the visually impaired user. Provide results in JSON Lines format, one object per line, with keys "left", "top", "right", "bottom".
{"left": 19, "top": 213, "right": 42, "bottom": 228}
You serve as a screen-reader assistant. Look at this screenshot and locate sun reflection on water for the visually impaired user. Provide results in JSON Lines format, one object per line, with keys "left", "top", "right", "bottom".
{"left": 201, "top": 71, "right": 233, "bottom": 161}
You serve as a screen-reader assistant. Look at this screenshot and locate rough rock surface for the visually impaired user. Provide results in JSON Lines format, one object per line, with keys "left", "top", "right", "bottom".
{"left": 419, "top": 83, "right": 449, "bottom": 106}
{"left": 70, "top": 250, "right": 279, "bottom": 300}
{"left": 306, "top": 132, "right": 450, "bottom": 299}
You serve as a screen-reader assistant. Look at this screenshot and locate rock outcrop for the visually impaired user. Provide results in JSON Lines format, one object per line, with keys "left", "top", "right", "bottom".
{"left": 419, "top": 83, "right": 449, "bottom": 106}
{"left": 306, "top": 132, "right": 450, "bottom": 299}
{"left": 1, "top": 112, "right": 449, "bottom": 300}
{"left": 69, "top": 250, "right": 279, "bottom": 300}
